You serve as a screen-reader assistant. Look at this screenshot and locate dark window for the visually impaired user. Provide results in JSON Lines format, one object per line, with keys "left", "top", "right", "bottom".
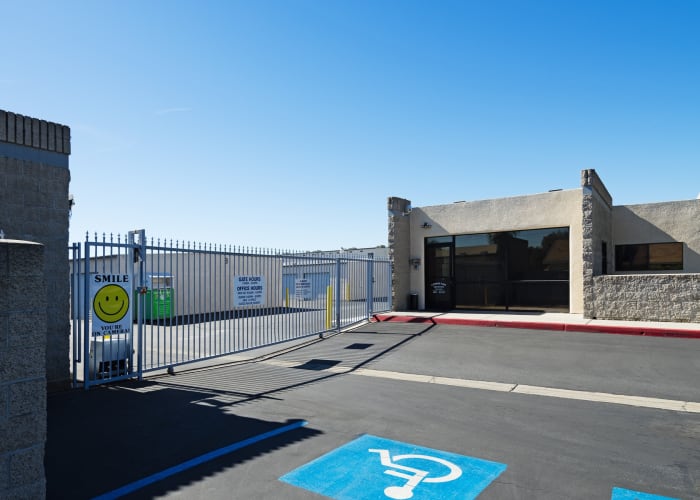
{"left": 453, "top": 228, "right": 569, "bottom": 281}
{"left": 506, "top": 228, "right": 569, "bottom": 281}
{"left": 615, "top": 242, "right": 683, "bottom": 271}
{"left": 449, "top": 227, "right": 569, "bottom": 310}
{"left": 602, "top": 241, "right": 608, "bottom": 275}
{"left": 426, "top": 236, "right": 453, "bottom": 245}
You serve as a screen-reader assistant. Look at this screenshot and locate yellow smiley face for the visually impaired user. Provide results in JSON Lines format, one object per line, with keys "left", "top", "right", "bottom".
{"left": 93, "top": 284, "right": 129, "bottom": 323}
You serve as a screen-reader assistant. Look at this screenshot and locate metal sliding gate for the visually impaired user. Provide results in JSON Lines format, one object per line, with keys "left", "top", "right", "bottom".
{"left": 70, "top": 231, "right": 392, "bottom": 389}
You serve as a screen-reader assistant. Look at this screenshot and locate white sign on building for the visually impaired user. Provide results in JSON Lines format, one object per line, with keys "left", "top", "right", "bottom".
{"left": 234, "top": 275, "right": 266, "bottom": 306}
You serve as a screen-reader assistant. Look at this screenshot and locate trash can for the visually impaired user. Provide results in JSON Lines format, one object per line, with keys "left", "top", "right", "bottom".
{"left": 408, "top": 293, "right": 418, "bottom": 311}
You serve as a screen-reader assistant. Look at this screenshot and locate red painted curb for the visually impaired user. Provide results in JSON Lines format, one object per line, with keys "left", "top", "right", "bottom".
{"left": 372, "top": 314, "right": 700, "bottom": 339}
{"left": 372, "top": 314, "right": 434, "bottom": 323}
{"left": 433, "top": 317, "right": 497, "bottom": 328}
{"left": 564, "top": 323, "right": 700, "bottom": 339}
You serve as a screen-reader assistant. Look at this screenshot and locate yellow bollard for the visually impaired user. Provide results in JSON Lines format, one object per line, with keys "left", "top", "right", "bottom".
{"left": 326, "top": 285, "right": 333, "bottom": 329}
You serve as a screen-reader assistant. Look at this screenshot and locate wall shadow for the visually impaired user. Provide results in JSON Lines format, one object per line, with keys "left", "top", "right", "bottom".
{"left": 46, "top": 383, "right": 320, "bottom": 499}
{"left": 613, "top": 206, "right": 700, "bottom": 271}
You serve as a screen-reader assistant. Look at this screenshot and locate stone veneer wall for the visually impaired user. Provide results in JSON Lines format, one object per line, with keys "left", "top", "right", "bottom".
{"left": 584, "top": 173, "right": 700, "bottom": 322}
{"left": 0, "top": 241, "right": 47, "bottom": 499}
{"left": 0, "top": 110, "right": 71, "bottom": 390}
{"left": 593, "top": 274, "right": 700, "bottom": 322}
{"left": 388, "top": 197, "right": 411, "bottom": 310}
{"left": 581, "top": 169, "right": 613, "bottom": 319}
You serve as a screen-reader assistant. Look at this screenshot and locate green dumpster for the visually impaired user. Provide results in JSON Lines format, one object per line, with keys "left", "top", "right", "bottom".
{"left": 143, "top": 274, "right": 174, "bottom": 321}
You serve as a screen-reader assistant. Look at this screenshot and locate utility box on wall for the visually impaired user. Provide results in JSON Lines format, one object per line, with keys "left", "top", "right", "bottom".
{"left": 90, "top": 337, "right": 131, "bottom": 378}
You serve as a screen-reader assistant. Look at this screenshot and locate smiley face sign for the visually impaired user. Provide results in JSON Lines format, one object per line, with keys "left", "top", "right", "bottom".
{"left": 93, "top": 284, "right": 129, "bottom": 323}
{"left": 90, "top": 274, "right": 132, "bottom": 337}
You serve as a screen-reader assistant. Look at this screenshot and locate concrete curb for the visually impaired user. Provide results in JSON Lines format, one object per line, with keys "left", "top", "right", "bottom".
{"left": 372, "top": 314, "right": 700, "bottom": 339}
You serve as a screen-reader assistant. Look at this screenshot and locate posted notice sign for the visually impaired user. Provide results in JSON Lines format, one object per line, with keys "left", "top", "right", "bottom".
{"left": 295, "top": 278, "right": 312, "bottom": 300}
{"left": 90, "top": 274, "right": 133, "bottom": 337}
{"left": 234, "top": 275, "right": 266, "bottom": 306}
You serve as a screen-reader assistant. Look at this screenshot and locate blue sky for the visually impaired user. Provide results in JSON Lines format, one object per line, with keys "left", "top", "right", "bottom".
{"left": 2, "top": 0, "right": 699, "bottom": 250}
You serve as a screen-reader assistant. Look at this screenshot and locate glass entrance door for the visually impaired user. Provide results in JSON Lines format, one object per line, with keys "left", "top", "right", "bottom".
{"left": 454, "top": 233, "right": 505, "bottom": 309}
{"left": 425, "top": 237, "right": 453, "bottom": 310}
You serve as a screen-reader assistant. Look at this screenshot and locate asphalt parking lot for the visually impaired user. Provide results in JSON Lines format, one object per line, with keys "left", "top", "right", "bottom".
{"left": 47, "top": 322, "right": 700, "bottom": 499}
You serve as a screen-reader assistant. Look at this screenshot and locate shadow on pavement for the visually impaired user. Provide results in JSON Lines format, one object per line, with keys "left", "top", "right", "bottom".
{"left": 47, "top": 321, "right": 434, "bottom": 499}
{"left": 46, "top": 382, "right": 320, "bottom": 499}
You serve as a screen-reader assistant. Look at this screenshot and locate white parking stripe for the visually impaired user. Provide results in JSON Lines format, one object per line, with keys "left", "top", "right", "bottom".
{"left": 354, "top": 368, "right": 433, "bottom": 383}
{"left": 261, "top": 359, "right": 699, "bottom": 414}
{"left": 512, "top": 385, "right": 692, "bottom": 412}
{"left": 432, "top": 376, "right": 517, "bottom": 393}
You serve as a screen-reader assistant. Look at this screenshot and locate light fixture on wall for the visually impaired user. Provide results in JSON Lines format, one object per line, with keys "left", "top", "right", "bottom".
{"left": 410, "top": 258, "right": 421, "bottom": 269}
{"left": 421, "top": 222, "right": 432, "bottom": 229}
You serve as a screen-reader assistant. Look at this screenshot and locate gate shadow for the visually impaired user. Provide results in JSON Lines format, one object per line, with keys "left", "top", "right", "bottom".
{"left": 46, "top": 383, "right": 320, "bottom": 499}
{"left": 48, "top": 321, "right": 433, "bottom": 498}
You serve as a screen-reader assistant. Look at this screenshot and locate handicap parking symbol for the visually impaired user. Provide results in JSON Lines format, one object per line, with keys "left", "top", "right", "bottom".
{"left": 280, "top": 434, "right": 507, "bottom": 499}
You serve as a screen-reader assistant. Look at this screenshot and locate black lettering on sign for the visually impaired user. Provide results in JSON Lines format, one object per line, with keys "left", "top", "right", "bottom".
{"left": 95, "top": 274, "right": 129, "bottom": 283}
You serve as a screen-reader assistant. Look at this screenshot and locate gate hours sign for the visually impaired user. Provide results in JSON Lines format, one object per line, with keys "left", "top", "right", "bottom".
{"left": 90, "top": 274, "right": 133, "bottom": 337}
{"left": 234, "top": 275, "right": 266, "bottom": 306}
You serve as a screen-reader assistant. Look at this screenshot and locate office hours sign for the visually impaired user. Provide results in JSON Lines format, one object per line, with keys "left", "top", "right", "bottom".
{"left": 234, "top": 275, "right": 266, "bottom": 306}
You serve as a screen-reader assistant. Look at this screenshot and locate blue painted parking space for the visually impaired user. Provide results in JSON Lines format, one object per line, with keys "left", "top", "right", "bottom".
{"left": 280, "top": 434, "right": 507, "bottom": 499}
{"left": 611, "top": 487, "right": 679, "bottom": 500}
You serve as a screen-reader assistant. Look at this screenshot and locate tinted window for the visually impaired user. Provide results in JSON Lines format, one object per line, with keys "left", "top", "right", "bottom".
{"left": 615, "top": 242, "right": 683, "bottom": 271}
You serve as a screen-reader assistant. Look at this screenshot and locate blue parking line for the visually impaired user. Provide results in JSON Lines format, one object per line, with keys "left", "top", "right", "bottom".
{"left": 92, "top": 420, "right": 308, "bottom": 500}
{"left": 611, "top": 487, "right": 680, "bottom": 500}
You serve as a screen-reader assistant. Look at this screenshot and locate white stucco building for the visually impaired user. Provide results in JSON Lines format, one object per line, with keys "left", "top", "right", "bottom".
{"left": 389, "top": 169, "right": 700, "bottom": 323}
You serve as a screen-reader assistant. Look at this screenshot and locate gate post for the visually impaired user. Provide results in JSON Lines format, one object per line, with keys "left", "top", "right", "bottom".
{"left": 366, "top": 255, "right": 374, "bottom": 320}
{"left": 82, "top": 236, "right": 91, "bottom": 388}
{"left": 70, "top": 242, "right": 81, "bottom": 388}
{"left": 128, "top": 229, "right": 146, "bottom": 381}
{"left": 335, "top": 258, "right": 342, "bottom": 332}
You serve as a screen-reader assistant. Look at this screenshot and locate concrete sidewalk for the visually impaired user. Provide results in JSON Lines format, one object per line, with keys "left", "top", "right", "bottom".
{"left": 373, "top": 310, "right": 700, "bottom": 339}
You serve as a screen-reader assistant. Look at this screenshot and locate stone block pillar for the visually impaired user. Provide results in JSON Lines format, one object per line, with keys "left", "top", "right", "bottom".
{"left": 581, "top": 169, "right": 613, "bottom": 319}
{"left": 0, "top": 240, "right": 47, "bottom": 499}
{"left": 388, "top": 197, "right": 411, "bottom": 310}
{"left": 0, "top": 110, "right": 71, "bottom": 391}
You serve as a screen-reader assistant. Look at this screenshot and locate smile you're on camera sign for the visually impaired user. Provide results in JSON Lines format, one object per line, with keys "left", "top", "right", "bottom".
{"left": 90, "top": 274, "right": 133, "bottom": 337}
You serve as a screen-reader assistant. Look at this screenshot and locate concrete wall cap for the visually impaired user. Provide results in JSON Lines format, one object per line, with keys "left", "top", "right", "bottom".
{"left": 417, "top": 188, "right": 581, "bottom": 210}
